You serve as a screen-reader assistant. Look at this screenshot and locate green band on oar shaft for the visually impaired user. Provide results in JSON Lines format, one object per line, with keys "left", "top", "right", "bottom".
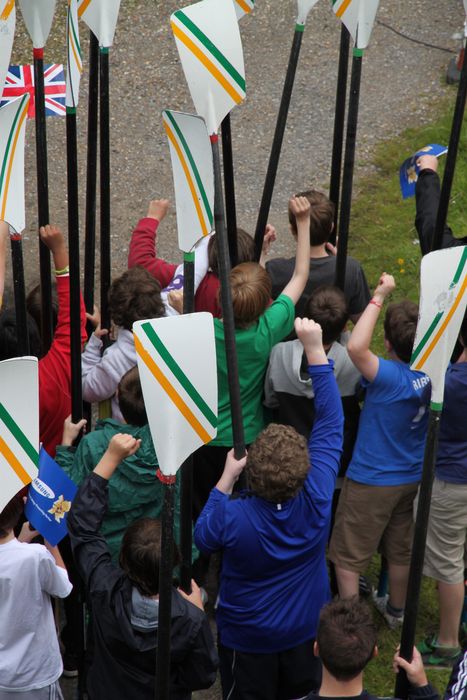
{"left": 0, "top": 403, "right": 39, "bottom": 464}
{"left": 184, "top": 251, "right": 195, "bottom": 262}
{"left": 141, "top": 322, "right": 217, "bottom": 429}
{"left": 430, "top": 401, "right": 443, "bottom": 411}
{"left": 353, "top": 47, "right": 364, "bottom": 57}
{"left": 66, "top": 106, "right": 77, "bottom": 115}
{"left": 100, "top": 47, "right": 109, "bottom": 54}
{"left": 295, "top": 23, "right": 305, "bottom": 32}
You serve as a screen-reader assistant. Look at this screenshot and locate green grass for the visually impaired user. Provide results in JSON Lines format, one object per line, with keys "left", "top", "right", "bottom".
{"left": 345, "top": 91, "right": 466, "bottom": 695}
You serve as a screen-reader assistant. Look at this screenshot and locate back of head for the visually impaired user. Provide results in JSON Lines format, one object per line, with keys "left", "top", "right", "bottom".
{"left": 0, "top": 310, "right": 43, "bottom": 361}
{"left": 208, "top": 228, "right": 255, "bottom": 276}
{"left": 317, "top": 598, "right": 377, "bottom": 681}
{"left": 109, "top": 266, "right": 165, "bottom": 331}
{"left": 118, "top": 366, "right": 147, "bottom": 427}
{"left": 229, "top": 262, "right": 271, "bottom": 329}
{"left": 305, "top": 286, "right": 348, "bottom": 345}
{"left": 26, "top": 283, "right": 59, "bottom": 336}
{"left": 0, "top": 494, "right": 23, "bottom": 538}
{"left": 247, "top": 423, "right": 309, "bottom": 502}
{"left": 119, "top": 518, "right": 180, "bottom": 596}
{"left": 384, "top": 300, "right": 419, "bottom": 363}
{"left": 288, "top": 189, "right": 334, "bottom": 246}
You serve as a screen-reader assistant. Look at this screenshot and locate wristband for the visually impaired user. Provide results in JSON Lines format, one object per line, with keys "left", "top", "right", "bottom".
{"left": 54, "top": 265, "right": 70, "bottom": 276}
{"left": 369, "top": 298, "right": 383, "bottom": 309}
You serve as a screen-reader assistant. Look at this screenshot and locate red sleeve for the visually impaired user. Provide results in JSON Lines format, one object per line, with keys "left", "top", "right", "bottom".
{"left": 194, "top": 274, "right": 222, "bottom": 318}
{"left": 128, "top": 217, "right": 177, "bottom": 288}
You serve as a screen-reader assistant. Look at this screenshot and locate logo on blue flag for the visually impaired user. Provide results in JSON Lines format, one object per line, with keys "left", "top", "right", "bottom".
{"left": 399, "top": 144, "right": 448, "bottom": 199}
{"left": 24, "top": 448, "right": 77, "bottom": 546}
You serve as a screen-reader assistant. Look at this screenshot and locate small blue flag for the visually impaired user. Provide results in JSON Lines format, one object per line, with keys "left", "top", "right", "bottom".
{"left": 399, "top": 144, "right": 448, "bottom": 199}
{"left": 25, "top": 448, "right": 77, "bottom": 546}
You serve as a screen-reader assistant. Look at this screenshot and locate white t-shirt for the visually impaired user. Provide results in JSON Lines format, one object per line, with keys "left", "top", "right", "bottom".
{"left": 0, "top": 539, "right": 72, "bottom": 692}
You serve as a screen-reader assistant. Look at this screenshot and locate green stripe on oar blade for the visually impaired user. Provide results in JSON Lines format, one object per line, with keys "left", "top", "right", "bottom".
{"left": 411, "top": 247, "right": 467, "bottom": 363}
{"left": 0, "top": 95, "right": 27, "bottom": 203}
{"left": 174, "top": 10, "right": 246, "bottom": 93}
{"left": 141, "top": 322, "right": 217, "bottom": 429}
{"left": 165, "top": 111, "right": 213, "bottom": 227}
{"left": 0, "top": 403, "right": 39, "bottom": 464}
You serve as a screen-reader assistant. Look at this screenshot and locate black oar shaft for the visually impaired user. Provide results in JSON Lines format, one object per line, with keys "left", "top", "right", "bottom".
{"left": 394, "top": 408, "right": 441, "bottom": 699}
{"left": 99, "top": 48, "right": 111, "bottom": 333}
{"left": 155, "top": 481, "right": 176, "bottom": 700}
{"left": 254, "top": 28, "right": 305, "bottom": 261}
{"left": 66, "top": 109, "right": 83, "bottom": 423}
{"left": 179, "top": 254, "right": 195, "bottom": 593}
{"left": 221, "top": 114, "right": 238, "bottom": 266}
{"left": 10, "top": 235, "right": 30, "bottom": 356}
{"left": 432, "top": 39, "right": 467, "bottom": 252}
{"left": 335, "top": 50, "right": 363, "bottom": 291}
{"left": 33, "top": 50, "right": 53, "bottom": 351}
{"left": 84, "top": 31, "right": 99, "bottom": 333}
{"left": 329, "top": 24, "right": 351, "bottom": 240}
{"left": 211, "top": 136, "right": 245, "bottom": 459}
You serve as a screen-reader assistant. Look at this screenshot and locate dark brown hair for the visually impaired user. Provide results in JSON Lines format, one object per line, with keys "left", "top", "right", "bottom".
{"left": 305, "top": 286, "right": 348, "bottom": 346}
{"left": 460, "top": 308, "right": 467, "bottom": 347}
{"left": 118, "top": 367, "right": 147, "bottom": 427}
{"left": 229, "top": 262, "right": 272, "bottom": 329}
{"left": 119, "top": 518, "right": 180, "bottom": 597}
{"left": 288, "top": 189, "right": 335, "bottom": 246}
{"left": 109, "top": 267, "right": 165, "bottom": 331}
{"left": 384, "top": 300, "right": 419, "bottom": 363}
{"left": 208, "top": 228, "right": 255, "bottom": 276}
{"left": 317, "top": 598, "right": 377, "bottom": 681}
{"left": 0, "top": 495, "right": 23, "bottom": 538}
{"left": 26, "top": 283, "right": 59, "bottom": 338}
{"left": 247, "top": 423, "right": 310, "bottom": 502}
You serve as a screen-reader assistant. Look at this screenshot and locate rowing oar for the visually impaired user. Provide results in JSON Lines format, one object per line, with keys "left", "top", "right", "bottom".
{"left": 171, "top": 0, "right": 248, "bottom": 460}
{"left": 221, "top": 0, "right": 255, "bottom": 266}
{"left": 253, "top": 0, "right": 321, "bottom": 261}
{"left": 328, "top": 24, "right": 350, "bottom": 240}
{"left": 432, "top": 34, "right": 467, "bottom": 251}
{"left": 162, "top": 109, "right": 214, "bottom": 592}
{"left": 394, "top": 246, "right": 467, "bottom": 699}
{"left": 78, "top": 0, "right": 122, "bottom": 335}
{"left": 0, "top": 94, "right": 30, "bottom": 355}
{"left": 331, "top": 0, "right": 380, "bottom": 290}
{"left": 17, "top": 0, "right": 56, "bottom": 351}
{"left": 134, "top": 314, "right": 218, "bottom": 700}
{"left": 0, "top": 0, "right": 15, "bottom": 94}
{"left": 83, "top": 30, "right": 99, "bottom": 337}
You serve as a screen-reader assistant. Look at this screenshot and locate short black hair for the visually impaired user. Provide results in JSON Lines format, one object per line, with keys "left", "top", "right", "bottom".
{"left": 305, "top": 286, "right": 348, "bottom": 345}
{"left": 0, "top": 494, "right": 23, "bottom": 538}
{"left": 317, "top": 598, "right": 377, "bottom": 681}
{"left": 118, "top": 367, "right": 147, "bottom": 427}
{"left": 0, "top": 310, "right": 43, "bottom": 361}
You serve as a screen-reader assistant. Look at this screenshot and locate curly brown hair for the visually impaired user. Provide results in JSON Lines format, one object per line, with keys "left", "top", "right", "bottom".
{"left": 229, "top": 262, "right": 272, "bottom": 329}
{"left": 247, "top": 423, "right": 310, "bottom": 503}
{"left": 109, "top": 266, "right": 165, "bottom": 330}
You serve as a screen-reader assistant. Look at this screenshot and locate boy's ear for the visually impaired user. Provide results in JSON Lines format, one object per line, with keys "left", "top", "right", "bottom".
{"left": 313, "top": 640, "right": 319, "bottom": 658}
{"left": 372, "top": 645, "right": 378, "bottom": 659}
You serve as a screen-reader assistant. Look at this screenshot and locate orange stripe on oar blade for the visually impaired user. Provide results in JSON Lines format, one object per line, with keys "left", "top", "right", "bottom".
{"left": 77, "top": 0, "right": 92, "bottom": 19}
{"left": 134, "top": 336, "right": 211, "bottom": 444}
{"left": 414, "top": 275, "right": 467, "bottom": 370}
{"left": 0, "top": 100, "right": 28, "bottom": 221}
{"left": 0, "top": 0, "right": 14, "bottom": 20}
{"left": 336, "top": 0, "right": 352, "bottom": 18}
{"left": 236, "top": 0, "right": 251, "bottom": 14}
{"left": 163, "top": 120, "right": 209, "bottom": 237}
{"left": 0, "top": 435, "right": 32, "bottom": 485}
{"left": 171, "top": 22, "right": 243, "bottom": 105}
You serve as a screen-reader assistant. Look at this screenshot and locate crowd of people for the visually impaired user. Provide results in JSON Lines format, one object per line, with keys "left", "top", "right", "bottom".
{"left": 0, "top": 156, "right": 466, "bottom": 700}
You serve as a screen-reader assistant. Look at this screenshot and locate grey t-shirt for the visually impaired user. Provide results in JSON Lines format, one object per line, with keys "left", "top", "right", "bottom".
{"left": 266, "top": 254, "right": 370, "bottom": 318}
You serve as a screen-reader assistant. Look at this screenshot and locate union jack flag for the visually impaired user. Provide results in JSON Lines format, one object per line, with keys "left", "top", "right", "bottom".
{"left": 0, "top": 64, "right": 66, "bottom": 119}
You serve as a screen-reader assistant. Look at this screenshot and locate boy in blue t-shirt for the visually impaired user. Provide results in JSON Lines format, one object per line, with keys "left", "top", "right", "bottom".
{"left": 329, "top": 273, "right": 430, "bottom": 629}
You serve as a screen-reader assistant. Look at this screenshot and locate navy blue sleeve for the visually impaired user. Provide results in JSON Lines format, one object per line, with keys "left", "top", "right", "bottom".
{"left": 304, "top": 362, "right": 344, "bottom": 504}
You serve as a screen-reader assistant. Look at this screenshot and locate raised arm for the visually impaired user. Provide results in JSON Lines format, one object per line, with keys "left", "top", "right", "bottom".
{"left": 347, "top": 273, "right": 395, "bottom": 382}
{"left": 128, "top": 199, "right": 177, "bottom": 288}
{"left": 281, "top": 197, "right": 311, "bottom": 304}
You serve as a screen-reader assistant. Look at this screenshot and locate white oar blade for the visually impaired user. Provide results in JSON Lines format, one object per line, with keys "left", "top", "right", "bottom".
{"left": 66, "top": 0, "right": 83, "bottom": 109}
{"left": 234, "top": 0, "right": 254, "bottom": 21}
{"left": 134, "top": 314, "right": 218, "bottom": 476}
{"left": 297, "top": 0, "right": 321, "bottom": 27}
{"left": 77, "top": 0, "right": 121, "bottom": 48}
{"left": 332, "top": 0, "right": 380, "bottom": 50}
{"left": 162, "top": 110, "right": 214, "bottom": 252}
{"left": 0, "top": 357, "right": 39, "bottom": 511}
{"left": 0, "top": 1, "right": 15, "bottom": 93}
{"left": 171, "top": 0, "right": 246, "bottom": 134}
{"left": 17, "top": 0, "right": 56, "bottom": 49}
{"left": 411, "top": 246, "right": 467, "bottom": 407}
{"left": 0, "top": 94, "right": 30, "bottom": 234}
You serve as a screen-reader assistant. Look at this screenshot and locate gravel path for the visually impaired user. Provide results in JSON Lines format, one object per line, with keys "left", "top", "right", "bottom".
{"left": 6, "top": 1, "right": 464, "bottom": 698}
